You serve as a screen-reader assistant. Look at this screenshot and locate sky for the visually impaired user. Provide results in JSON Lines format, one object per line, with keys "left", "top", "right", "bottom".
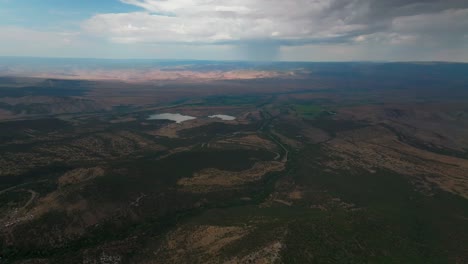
{"left": 0, "top": 0, "right": 467, "bottom": 61}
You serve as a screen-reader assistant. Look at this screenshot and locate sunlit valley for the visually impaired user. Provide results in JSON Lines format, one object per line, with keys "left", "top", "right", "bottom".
{"left": 0, "top": 60, "right": 467, "bottom": 263}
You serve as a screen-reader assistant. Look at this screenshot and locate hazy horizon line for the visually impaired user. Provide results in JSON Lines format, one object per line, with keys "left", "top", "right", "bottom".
{"left": 1, "top": 55, "right": 467, "bottom": 64}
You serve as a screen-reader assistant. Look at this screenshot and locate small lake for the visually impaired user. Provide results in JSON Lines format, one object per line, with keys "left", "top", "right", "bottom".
{"left": 147, "top": 113, "right": 196, "bottom": 123}
{"left": 209, "top": 114, "right": 236, "bottom": 121}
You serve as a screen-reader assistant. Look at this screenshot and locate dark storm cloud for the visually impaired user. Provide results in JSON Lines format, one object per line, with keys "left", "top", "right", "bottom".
{"left": 321, "top": 0, "right": 468, "bottom": 43}
{"left": 297, "top": 0, "right": 468, "bottom": 49}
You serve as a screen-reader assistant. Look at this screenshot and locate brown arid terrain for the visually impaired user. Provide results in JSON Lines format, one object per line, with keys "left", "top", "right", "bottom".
{"left": 151, "top": 225, "right": 251, "bottom": 263}
{"left": 0, "top": 62, "right": 468, "bottom": 263}
{"left": 4, "top": 68, "right": 289, "bottom": 83}
{"left": 178, "top": 161, "right": 285, "bottom": 192}
{"left": 325, "top": 125, "right": 468, "bottom": 198}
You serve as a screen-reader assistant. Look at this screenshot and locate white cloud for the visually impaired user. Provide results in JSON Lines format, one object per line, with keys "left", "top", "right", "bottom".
{"left": 353, "top": 32, "right": 417, "bottom": 45}
{"left": 2, "top": 0, "right": 467, "bottom": 61}
{"left": 82, "top": 0, "right": 368, "bottom": 44}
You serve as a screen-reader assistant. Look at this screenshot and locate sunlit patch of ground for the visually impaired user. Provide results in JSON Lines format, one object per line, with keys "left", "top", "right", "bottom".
{"left": 214, "top": 134, "right": 279, "bottom": 151}
{"left": 226, "top": 241, "right": 283, "bottom": 264}
{"left": 58, "top": 167, "right": 105, "bottom": 187}
{"left": 325, "top": 125, "right": 468, "bottom": 198}
{"left": 149, "top": 225, "right": 250, "bottom": 264}
{"left": 146, "top": 118, "right": 212, "bottom": 138}
{"left": 17, "top": 69, "right": 287, "bottom": 83}
{"left": 178, "top": 161, "right": 285, "bottom": 192}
